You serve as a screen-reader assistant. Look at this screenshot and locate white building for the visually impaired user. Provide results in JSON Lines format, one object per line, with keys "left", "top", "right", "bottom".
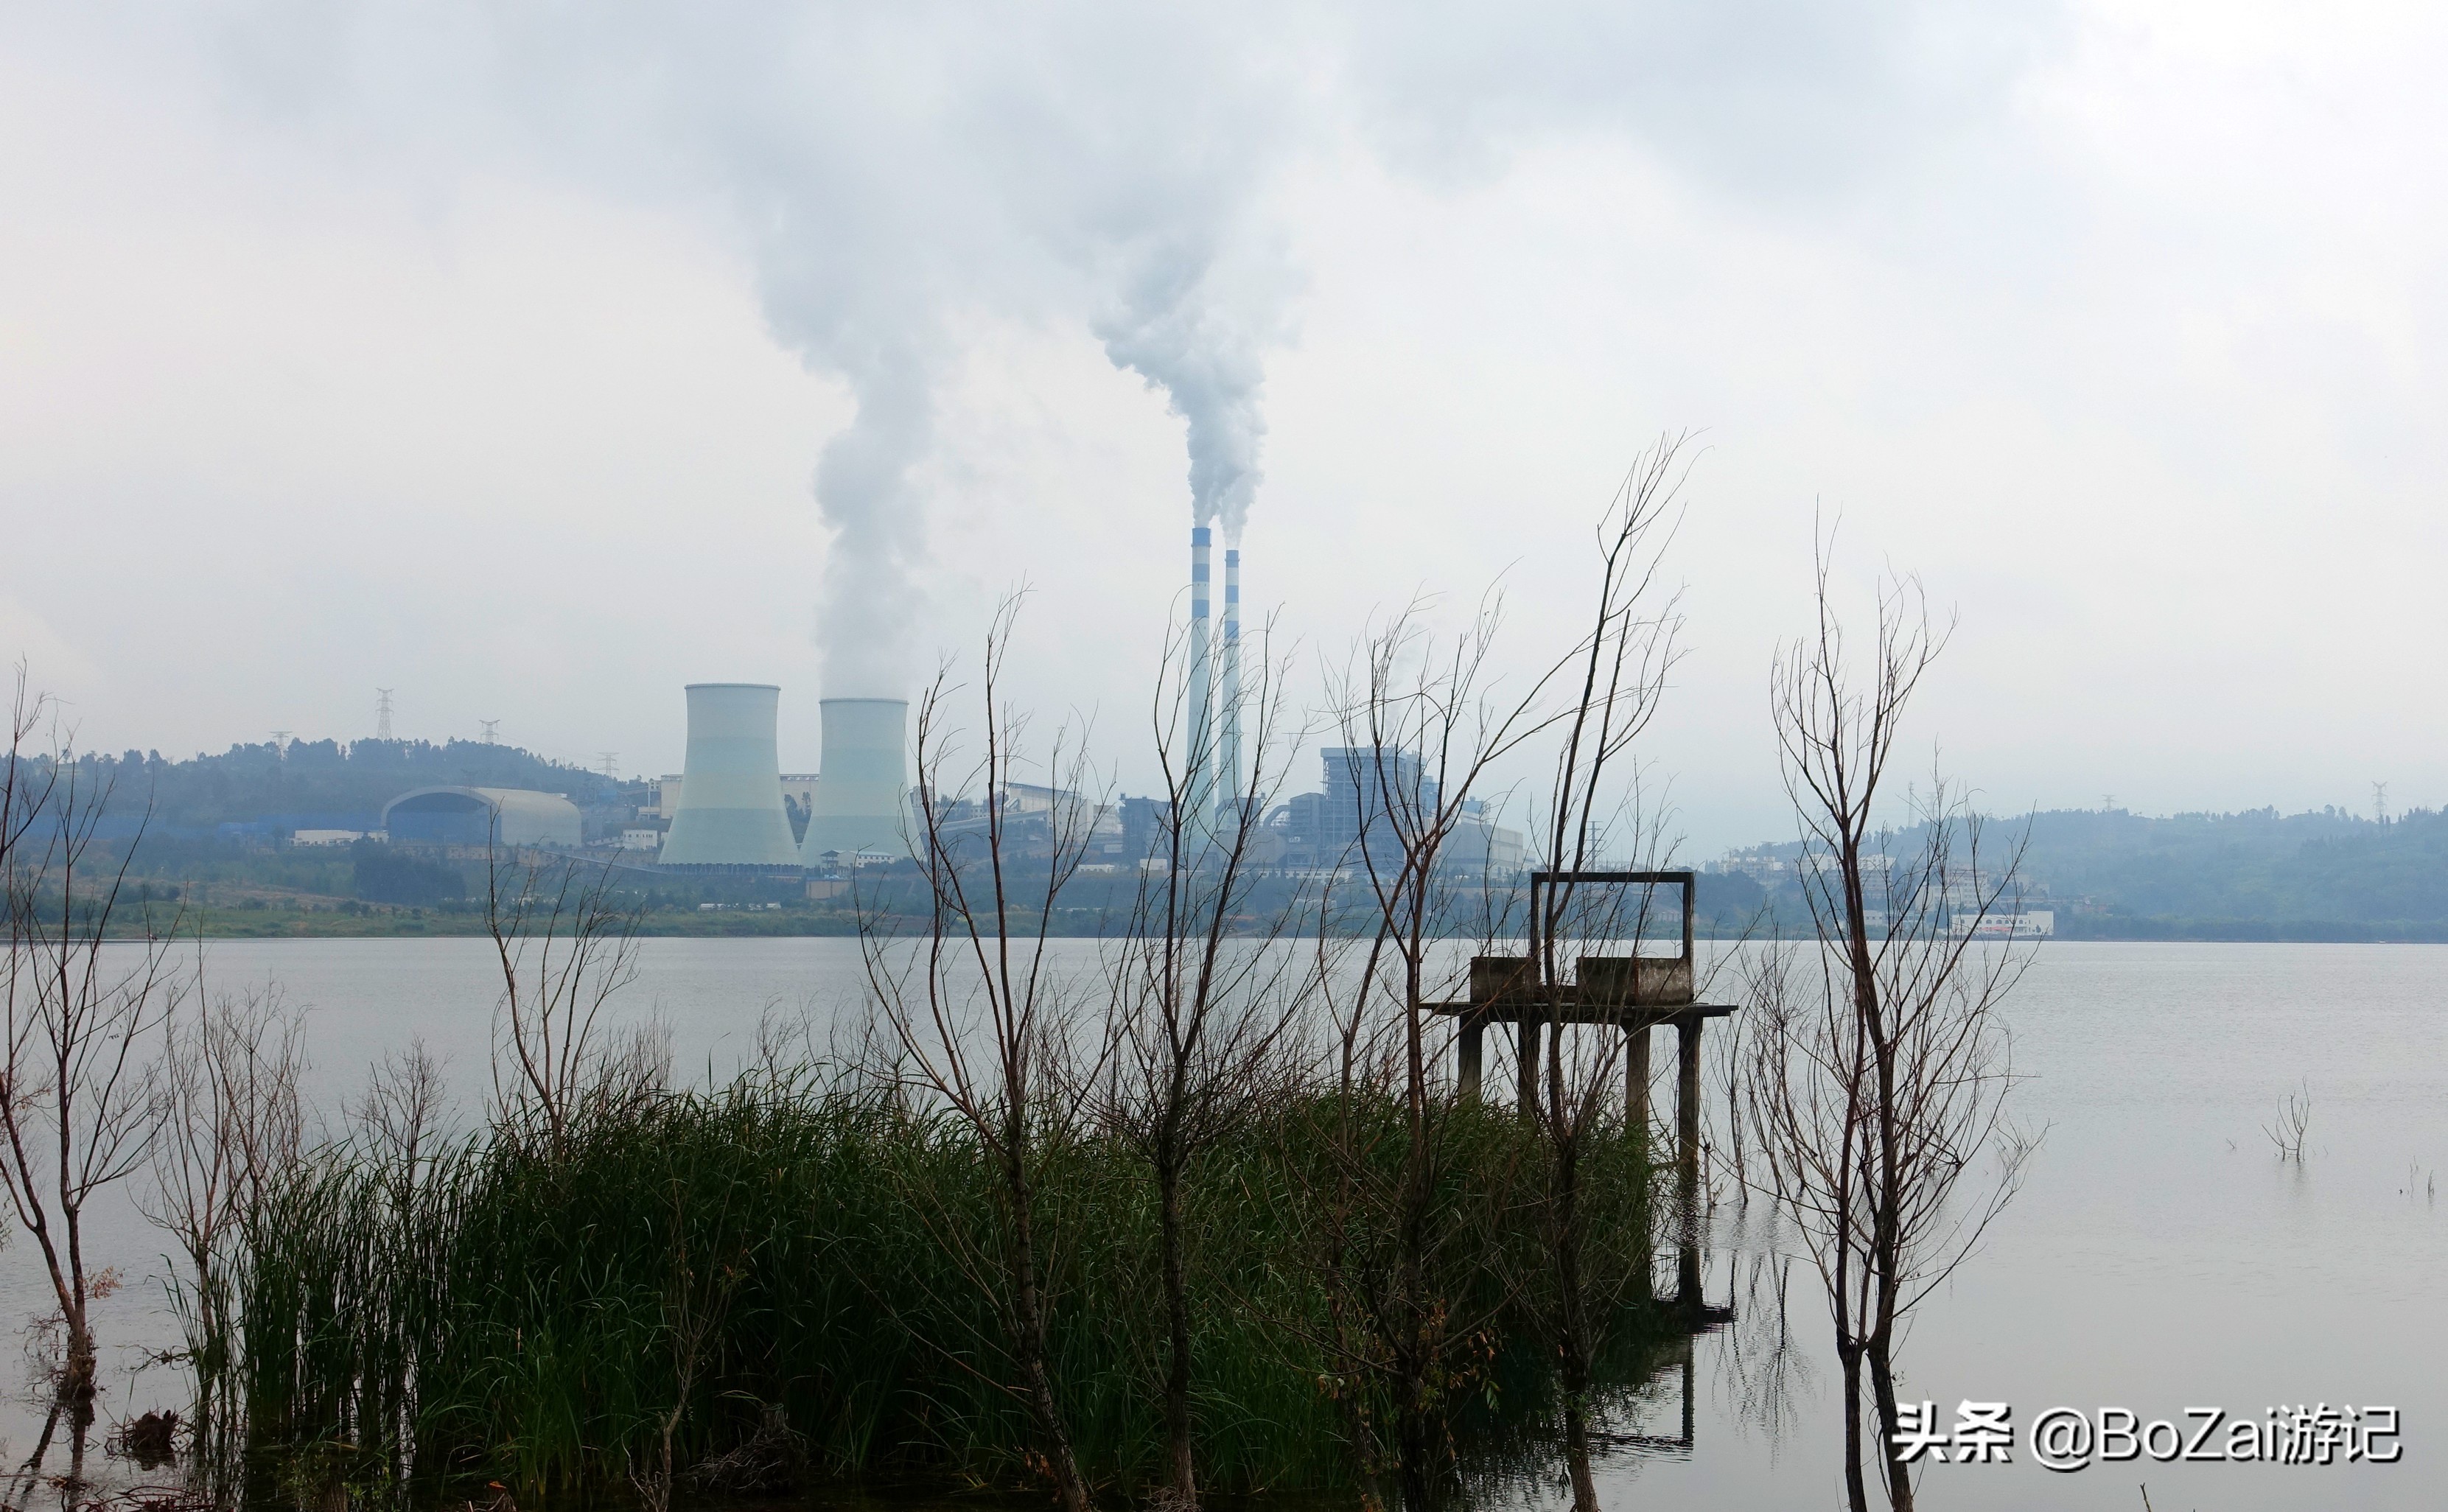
{"left": 1948, "top": 909, "right": 2055, "bottom": 939}
{"left": 640, "top": 774, "right": 686, "bottom": 819}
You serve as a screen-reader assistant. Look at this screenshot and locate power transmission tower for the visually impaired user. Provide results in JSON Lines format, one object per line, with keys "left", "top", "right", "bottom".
{"left": 480, "top": 720, "right": 500, "bottom": 745}
{"left": 375, "top": 687, "right": 395, "bottom": 741}
{"left": 2374, "top": 781, "right": 2389, "bottom": 825}
{"left": 270, "top": 729, "right": 293, "bottom": 757}
{"left": 599, "top": 751, "right": 620, "bottom": 782}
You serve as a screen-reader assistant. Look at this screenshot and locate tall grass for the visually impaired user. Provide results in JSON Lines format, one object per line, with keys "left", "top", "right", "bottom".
{"left": 234, "top": 1071, "right": 1668, "bottom": 1502}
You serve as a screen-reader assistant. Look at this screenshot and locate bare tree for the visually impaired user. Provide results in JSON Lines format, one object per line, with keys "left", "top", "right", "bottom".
{"left": 1316, "top": 587, "right": 1584, "bottom": 1502}
{"left": 0, "top": 671, "right": 181, "bottom": 1407}
{"left": 861, "top": 595, "right": 1103, "bottom": 1512}
{"left": 483, "top": 847, "right": 660, "bottom": 1152}
{"left": 1518, "top": 440, "right": 1690, "bottom": 1511}
{"left": 338, "top": 1035, "right": 455, "bottom": 1490}
{"left": 1095, "top": 606, "right": 1315, "bottom": 1510}
{"left": 354, "top": 1037, "right": 449, "bottom": 1194}
{"left": 144, "top": 969, "right": 307, "bottom": 1449}
{"left": 1744, "top": 549, "right": 2037, "bottom": 1512}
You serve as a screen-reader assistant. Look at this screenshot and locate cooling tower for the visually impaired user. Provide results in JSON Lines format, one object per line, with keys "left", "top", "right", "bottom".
{"left": 658, "top": 683, "right": 802, "bottom": 870}
{"left": 1185, "top": 526, "right": 1214, "bottom": 819}
{"left": 1218, "top": 546, "right": 1242, "bottom": 820}
{"left": 800, "top": 698, "right": 911, "bottom": 864}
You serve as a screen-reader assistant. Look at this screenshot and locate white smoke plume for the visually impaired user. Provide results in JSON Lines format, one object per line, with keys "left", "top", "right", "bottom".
{"left": 203, "top": 0, "right": 2040, "bottom": 685}
{"left": 1095, "top": 239, "right": 1280, "bottom": 542}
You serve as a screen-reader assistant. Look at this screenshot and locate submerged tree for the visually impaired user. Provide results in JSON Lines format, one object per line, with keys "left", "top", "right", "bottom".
{"left": 1743, "top": 545, "right": 2036, "bottom": 1512}
{"left": 143, "top": 968, "right": 307, "bottom": 1461}
{"left": 1519, "top": 438, "right": 1689, "bottom": 1512}
{"left": 0, "top": 670, "right": 181, "bottom": 1412}
{"left": 1307, "top": 573, "right": 1588, "bottom": 1502}
{"left": 863, "top": 595, "right": 1105, "bottom": 1512}
{"left": 1095, "top": 604, "right": 1315, "bottom": 1511}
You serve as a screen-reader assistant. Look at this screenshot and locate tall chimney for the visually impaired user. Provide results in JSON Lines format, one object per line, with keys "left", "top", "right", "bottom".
{"left": 800, "top": 698, "right": 912, "bottom": 865}
{"left": 659, "top": 683, "right": 802, "bottom": 870}
{"left": 1219, "top": 546, "right": 1242, "bottom": 822}
{"left": 1186, "top": 526, "right": 1213, "bottom": 824}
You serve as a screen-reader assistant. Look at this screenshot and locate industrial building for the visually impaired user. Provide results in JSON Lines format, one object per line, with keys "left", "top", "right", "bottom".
{"left": 659, "top": 683, "right": 804, "bottom": 872}
{"left": 382, "top": 786, "right": 584, "bottom": 849}
{"left": 917, "top": 780, "right": 1121, "bottom": 864}
{"left": 1261, "top": 748, "right": 1524, "bottom": 880}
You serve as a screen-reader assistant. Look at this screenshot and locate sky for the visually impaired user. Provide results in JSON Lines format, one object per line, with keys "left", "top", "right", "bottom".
{"left": 3, "top": 1, "right": 2444, "bottom": 856}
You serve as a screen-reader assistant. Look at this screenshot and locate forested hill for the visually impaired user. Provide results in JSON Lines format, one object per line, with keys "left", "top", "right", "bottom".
{"left": 47, "top": 738, "right": 615, "bottom": 835}
{"left": 2012, "top": 806, "right": 2448, "bottom": 930}
{"left": 1716, "top": 805, "right": 2448, "bottom": 940}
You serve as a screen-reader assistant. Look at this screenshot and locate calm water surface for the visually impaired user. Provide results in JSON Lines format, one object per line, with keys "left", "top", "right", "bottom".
{"left": 6, "top": 940, "right": 2440, "bottom": 1510}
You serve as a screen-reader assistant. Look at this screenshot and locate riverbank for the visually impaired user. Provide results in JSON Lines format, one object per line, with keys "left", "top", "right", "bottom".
{"left": 115, "top": 905, "right": 2448, "bottom": 943}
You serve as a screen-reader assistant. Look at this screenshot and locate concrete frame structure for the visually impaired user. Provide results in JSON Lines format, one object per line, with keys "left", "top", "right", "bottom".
{"left": 1431, "top": 870, "right": 1736, "bottom": 1311}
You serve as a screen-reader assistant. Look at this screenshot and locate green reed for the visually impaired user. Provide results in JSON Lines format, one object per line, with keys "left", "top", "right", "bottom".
{"left": 234, "top": 1074, "right": 1666, "bottom": 1502}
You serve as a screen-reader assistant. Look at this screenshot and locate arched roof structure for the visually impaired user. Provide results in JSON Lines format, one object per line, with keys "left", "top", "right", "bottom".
{"left": 381, "top": 786, "right": 583, "bottom": 849}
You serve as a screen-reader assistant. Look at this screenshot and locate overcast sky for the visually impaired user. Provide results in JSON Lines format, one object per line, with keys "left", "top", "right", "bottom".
{"left": 4, "top": 1, "right": 2443, "bottom": 855}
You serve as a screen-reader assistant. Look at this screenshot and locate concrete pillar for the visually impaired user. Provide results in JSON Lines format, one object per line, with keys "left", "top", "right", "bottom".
{"left": 1517, "top": 1017, "right": 1542, "bottom": 1117}
{"left": 1676, "top": 1015, "right": 1704, "bottom": 1306}
{"left": 1458, "top": 1020, "right": 1483, "bottom": 1103}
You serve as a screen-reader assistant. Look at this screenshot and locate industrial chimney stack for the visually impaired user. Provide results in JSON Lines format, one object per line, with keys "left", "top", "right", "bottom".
{"left": 800, "top": 698, "right": 912, "bottom": 865}
{"left": 1219, "top": 546, "right": 1242, "bottom": 822}
{"left": 659, "top": 683, "right": 802, "bottom": 870}
{"left": 1185, "top": 526, "right": 1214, "bottom": 824}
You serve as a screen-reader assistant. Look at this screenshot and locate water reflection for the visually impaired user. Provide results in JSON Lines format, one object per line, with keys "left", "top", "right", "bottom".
{"left": 9, "top": 940, "right": 2444, "bottom": 1511}
{"left": 1713, "top": 1248, "right": 1815, "bottom": 1452}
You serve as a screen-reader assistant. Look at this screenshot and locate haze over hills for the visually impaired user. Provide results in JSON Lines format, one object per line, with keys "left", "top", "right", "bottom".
{"left": 1705, "top": 805, "right": 2448, "bottom": 941}
{"left": 61, "top": 738, "right": 618, "bottom": 837}
{"left": 31, "top": 738, "right": 2447, "bottom": 940}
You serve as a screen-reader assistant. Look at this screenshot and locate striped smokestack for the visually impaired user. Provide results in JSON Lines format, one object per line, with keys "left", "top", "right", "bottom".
{"left": 1186, "top": 526, "right": 1214, "bottom": 822}
{"left": 1219, "top": 547, "right": 1242, "bottom": 821}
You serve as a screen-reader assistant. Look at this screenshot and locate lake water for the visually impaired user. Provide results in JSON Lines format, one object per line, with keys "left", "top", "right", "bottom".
{"left": 6, "top": 939, "right": 2441, "bottom": 1510}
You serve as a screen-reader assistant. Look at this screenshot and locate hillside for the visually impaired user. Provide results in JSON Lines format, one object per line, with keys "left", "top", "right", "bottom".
{"left": 1717, "top": 805, "right": 2448, "bottom": 940}
{"left": 63, "top": 737, "right": 618, "bottom": 836}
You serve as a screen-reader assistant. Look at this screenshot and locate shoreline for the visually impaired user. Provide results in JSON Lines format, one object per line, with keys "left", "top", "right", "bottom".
{"left": 90, "top": 914, "right": 2448, "bottom": 945}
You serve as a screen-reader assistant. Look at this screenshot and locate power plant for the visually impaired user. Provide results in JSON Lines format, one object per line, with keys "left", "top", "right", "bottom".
{"left": 641, "top": 524, "right": 1230, "bottom": 875}
{"left": 800, "top": 697, "right": 912, "bottom": 864}
{"left": 657, "top": 683, "right": 803, "bottom": 872}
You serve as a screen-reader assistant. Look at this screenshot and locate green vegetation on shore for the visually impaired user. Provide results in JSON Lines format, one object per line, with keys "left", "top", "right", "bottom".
{"left": 241, "top": 1077, "right": 1664, "bottom": 1503}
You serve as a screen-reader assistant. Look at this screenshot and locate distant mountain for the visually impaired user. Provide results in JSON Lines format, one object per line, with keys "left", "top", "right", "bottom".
{"left": 41, "top": 737, "right": 617, "bottom": 836}
{"left": 1716, "top": 806, "right": 2448, "bottom": 940}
